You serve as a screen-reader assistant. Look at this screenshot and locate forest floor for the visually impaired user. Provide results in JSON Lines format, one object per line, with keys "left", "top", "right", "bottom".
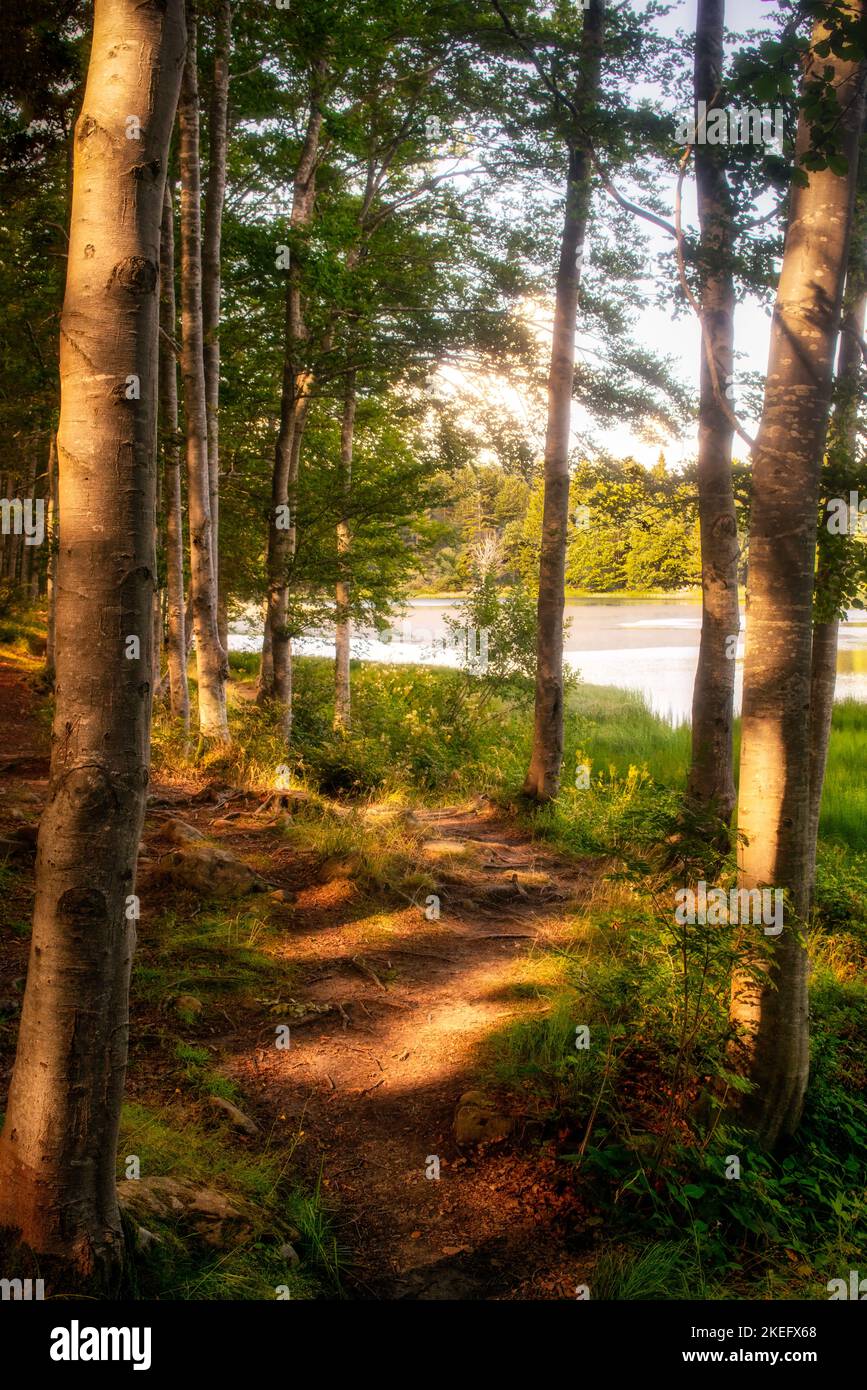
{"left": 0, "top": 651, "right": 604, "bottom": 1300}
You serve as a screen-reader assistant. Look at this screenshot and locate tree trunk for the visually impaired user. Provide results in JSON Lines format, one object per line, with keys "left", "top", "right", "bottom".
{"left": 334, "top": 371, "right": 357, "bottom": 731}
{"left": 45, "top": 432, "right": 58, "bottom": 683}
{"left": 523, "top": 0, "right": 603, "bottom": 802}
{"left": 687, "top": 0, "right": 739, "bottom": 827}
{"left": 179, "top": 1, "right": 229, "bottom": 741}
{"left": 203, "top": 0, "right": 231, "bottom": 588}
{"left": 160, "top": 180, "right": 190, "bottom": 730}
{"left": 806, "top": 211, "right": 867, "bottom": 895}
{"left": 0, "top": 0, "right": 185, "bottom": 1287}
{"left": 257, "top": 67, "right": 326, "bottom": 713}
{"left": 730, "top": 17, "right": 865, "bottom": 1149}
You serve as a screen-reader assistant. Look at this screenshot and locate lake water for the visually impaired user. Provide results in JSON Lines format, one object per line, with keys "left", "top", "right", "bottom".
{"left": 231, "top": 596, "right": 867, "bottom": 726}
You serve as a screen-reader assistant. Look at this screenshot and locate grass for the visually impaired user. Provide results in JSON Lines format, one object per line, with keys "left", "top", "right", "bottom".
{"left": 117, "top": 1101, "right": 342, "bottom": 1300}
{"left": 3, "top": 613, "right": 867, "bottom": 1300}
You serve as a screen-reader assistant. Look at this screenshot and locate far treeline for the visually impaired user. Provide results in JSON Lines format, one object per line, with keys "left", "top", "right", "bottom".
{"left": 0, "top": 0, "right": 866, "bottom": 1297}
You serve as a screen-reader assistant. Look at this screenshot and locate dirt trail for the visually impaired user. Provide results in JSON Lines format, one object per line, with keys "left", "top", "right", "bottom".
{"left": 0, "top": 657, "right": 598, "bottom": 1300}
{"left": 209, "top": 802, "right": 600, "bottom": 1299}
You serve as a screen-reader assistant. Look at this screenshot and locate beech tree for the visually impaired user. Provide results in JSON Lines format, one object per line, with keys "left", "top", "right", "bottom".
{"left": 334, "top": 370, "right": 357, "bottom": 730}
{"left": 159, "top": 181, "right": 191, "bottom": 730}
{"left": 179, "top": 0, "right": 229, "bottom": 741}
{"left": 203, "top": 0, "right": 232, "bottom": 644}
{"left": 519, "top": 0, "right": 604, "bottom": 801}
{"left": 686, "top": 0, "right": 740, "bottom": 826}
{"left": 730, "top": 6, "right": 866, "bottom": 1148}
{"left": 807, "top": 142, "right": 867, "bottom": 895}
{"left": 0, "top": 0, "right": 185, "bottom": 1283}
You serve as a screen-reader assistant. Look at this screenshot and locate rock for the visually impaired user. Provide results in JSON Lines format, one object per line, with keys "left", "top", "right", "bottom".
{"left": 117, "top": 1177, "right": 257, "bottom": 1248}
{"left": 279, "top": 1242, "right": 301, "bottom": 1267}
{"left": 152, "top": 842, "right": 269, "bottom": 897}
{"left": 156, "top": 817, "right": 206, "bottom": 845}
{"left": 318, "top": 853, "right": 363, "bottom": 882}
{"left": 173, "top": 994, "right": 203, "bottom": 1020}
{"left": 131, "top": 1224, "right": 164, "bottom": 1253}
{"left": 269, "top": 888, "right": 296, "bottom": 904}
{"left": 453, "top": 1090, "right": 514, "bottom": 1145}
{"left": 206, "top": 1095, "right": 260, "bottom": 1136}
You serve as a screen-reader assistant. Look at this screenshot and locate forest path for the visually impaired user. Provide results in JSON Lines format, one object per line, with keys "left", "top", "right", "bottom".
{"left": 0, "top": 654, "right": 600, "bottom": 1300}
{"left": 208, "top": 798, "right": 602, "bottom": 1299}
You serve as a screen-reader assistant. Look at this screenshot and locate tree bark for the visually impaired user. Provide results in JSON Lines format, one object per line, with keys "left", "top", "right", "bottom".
{"left": 334, "top": 371, "right": 357, "bottom": 731}
{"left": 45, "top": 432, "right": 58, "bottom": 683}
{"left": 523, "top": 0, "right": 603, "bottom": 801}
{"left": 687, "top": 0, "right": 739, "bottom": 826}
{"left": 203, "top": 0, "right": 231, "bottom": 587}
{"left": 179, "top": 1, "right": 229, "bottom": 741}
{"left": 806, "top": 206, "right": 867, "bottom": 895}
{"left": 160, "top": 180, "right": 190, "bottom": 730}
{"left": 0, "top": 0, "right": 185, "bottom": 1286}
{"left": 730, "top": 16, "right": 865, "bottom": 1148}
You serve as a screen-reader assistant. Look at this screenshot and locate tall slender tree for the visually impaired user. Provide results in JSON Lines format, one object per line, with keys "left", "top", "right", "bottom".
{"left": 0, "top": 0, "right": 185, "bottom": 1284}
{"left": 523, "top": 0, "right": 604, "bottom": 801}
{"left": 160, "top": 180, "right": 191, "bottom": 730}
{"left": 203, "top": 0, "right": 232, "bottom": 644}
{"left": 730, "top": 8, "right": 866, "bottom": 1148}
{"left": 807, "top": 147, "right": 867, "bottom": 895}
{"left": 334, "top": 370, "right": 357, "bottom": 730}
{"left": 179, "top": 0, "right": 229, "bottom": 741}
{"left": 257, "top": 61, "right": 327, "bottom": 728}
{"left": 686, "top": 0, "right": 739, "bottom": 826}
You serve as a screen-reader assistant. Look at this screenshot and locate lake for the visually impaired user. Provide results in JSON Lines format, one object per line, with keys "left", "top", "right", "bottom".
{"left": 231, "top": 595, "right": 867, "bottom": 726}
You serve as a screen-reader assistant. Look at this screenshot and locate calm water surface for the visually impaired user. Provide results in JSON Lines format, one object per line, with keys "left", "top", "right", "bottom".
{"left": 231, "top": 596, "right": 867, "bottom": 726}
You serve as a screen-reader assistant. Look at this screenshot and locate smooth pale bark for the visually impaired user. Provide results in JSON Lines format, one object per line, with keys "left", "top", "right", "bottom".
{"left": 523, "top": 0, "right": 603, "bottom": 801}
{"left": 258, "top": 70, "right": 326, "bottom": 720}
{"left": 806, "top": 244, "right": 867, "bottom": 895}
{"left": 687, "top": 0, "right": 739, "bottom": 825}
{"left": 730, "top": 16, "right": 865, "bottom": 1148}
{"left": 160, "top": 181, "right": 190, "bottom": 730}
{"left": 45, "top": 432, "right": 58, "bottom": 683}
{"left": 334, "top": 371, "right": 357, "bottom": 731}
{"left": 179, "top": 3, "right": 229, "bottom": 741}
{"left": 0, "top": 0, "right": 185, "bottom": 1285}
{"left": 203, "top": 0, "right": 231, "bottom": 582}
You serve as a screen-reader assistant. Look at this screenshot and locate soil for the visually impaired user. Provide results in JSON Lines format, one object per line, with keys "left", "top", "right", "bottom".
{"left": 0, "top": 656, "right": 601, "bottom": 1300}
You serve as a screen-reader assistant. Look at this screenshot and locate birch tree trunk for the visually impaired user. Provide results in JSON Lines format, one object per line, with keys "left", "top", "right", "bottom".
{"left": 160, "top": 180, "right": 190, "bottom": 730}
{"left": 0, "top": 0, "right": 185, "bottom": 1285}
{"left": 203, "top": 0, "right": 231, "bottom": 587}
{"left": 687, "top": 0, "right": 739, "bottom": 826}
{"left": 523, "top": 0, "right": 603, "bottom": 801}
{"left": 730, "top": 16, "right": 865, "bottom": 1148}
{"left": 334, "top": 371, "right": 357, "bottom": 731}
{"left": 179, "top": 1, "right": 229, "bottom": 741}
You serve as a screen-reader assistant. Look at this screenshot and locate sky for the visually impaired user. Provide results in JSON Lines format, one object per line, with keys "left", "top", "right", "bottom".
{"left": 591, "top": 0, "right": 781, "bottom": 468}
